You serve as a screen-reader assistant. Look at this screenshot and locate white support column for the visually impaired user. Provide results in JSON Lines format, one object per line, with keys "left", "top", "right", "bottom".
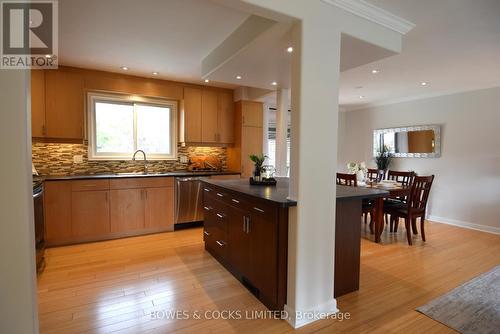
{"left": 275, "top": 89, "right": 289, "bottom": 176}
{"left": 285, "top": 20, "right": 341, "bottom": 328}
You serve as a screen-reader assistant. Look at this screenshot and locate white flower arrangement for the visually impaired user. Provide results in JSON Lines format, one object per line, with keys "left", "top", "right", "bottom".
{"left": 347, "top": 161, "right": 367, "bottom": 174}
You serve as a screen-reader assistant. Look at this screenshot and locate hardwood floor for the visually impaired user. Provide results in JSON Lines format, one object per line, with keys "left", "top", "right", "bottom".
{"left": 37, "top": 221, "right": 500, "bottom": 333}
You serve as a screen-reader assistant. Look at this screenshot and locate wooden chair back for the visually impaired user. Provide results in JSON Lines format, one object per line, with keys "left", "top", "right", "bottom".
{"left": 387, "top": 170, "right": 414, "bottom": 186}
{"left": 336, "top": 173, "right": 357, "bottom": 187}
{"left": 367, "top": 168, "right": 385, "bottom": 182}
{"left": 407, "top": 175, "right": 435, "bottom": 213}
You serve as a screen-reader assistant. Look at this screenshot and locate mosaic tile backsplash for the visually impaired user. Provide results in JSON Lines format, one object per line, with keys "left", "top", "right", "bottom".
{"left": 32, "top": 143, "right": 228, "bottom": 176}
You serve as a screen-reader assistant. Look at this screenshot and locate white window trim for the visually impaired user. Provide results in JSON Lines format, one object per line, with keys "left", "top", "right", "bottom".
{"left": 87, "top": 91, "right": 178, "bottom": 161}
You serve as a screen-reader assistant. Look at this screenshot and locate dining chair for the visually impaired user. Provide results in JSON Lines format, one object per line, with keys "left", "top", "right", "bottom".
{"left": 384, "top": 170, "right": 415, "bottom": 224}
{"left": 336, "top": 173, "right": 357, "bottom": 186}
{"left": 386, "top": 175, "right": 435, "bottom": 245}
{"left": 366, "top": 168, "right": 385, "bottom": 182}
{"left": 336, "top": 173, "right": 375, "bottom": 229}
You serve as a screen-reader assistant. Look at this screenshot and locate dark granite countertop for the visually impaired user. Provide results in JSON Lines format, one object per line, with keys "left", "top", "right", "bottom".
{"left": 201, "top": 178, "right": 389, "bottom": 207}
{"left": 201, "top": 177, "right": 297, "bottom": 207}
{"left": 336, "top": 185, "right": 389, "bottom": 201}
{"left": 41, "top": 170, "right": 240, "bottom": 181}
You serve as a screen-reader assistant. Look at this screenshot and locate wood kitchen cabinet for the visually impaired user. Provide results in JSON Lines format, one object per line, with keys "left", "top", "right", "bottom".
{"left": 31, "top": 70, "right": 46, "bottom": 137}
{"left": 71, "top": 190, "right": 110, "bottom": 238}
{"left": 217, "top": 91, "right": 234, "bottom": 143}
{"left": 227, "top": 101, "right": 264, "bottom": 178}
{"left": 182, "top": 87, "right": 202, "bottom": 142}
{"left": 44, "top": 69, "right": 84, "bottom": 139}
{"left": 44, "top": 177, "right": 174, "bottom": 246}
{"left": 201, "top": 89, "right": 219, "bottom": 143}
{"left": 110, "top": 189, "right": 145, "bottom": 233}
{"left": 181, "top": 87, "right": 234, "bottom": 145}
{"left": 202, "top": 181, "right": 287, "bottom": 310}
{"left": 145, "top": 187, "right": 174, "bottom": 230}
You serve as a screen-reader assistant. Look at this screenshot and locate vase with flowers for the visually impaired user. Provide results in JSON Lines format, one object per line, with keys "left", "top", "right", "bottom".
{"left": 347, "top": 161, "right": 368, "bottom": 182}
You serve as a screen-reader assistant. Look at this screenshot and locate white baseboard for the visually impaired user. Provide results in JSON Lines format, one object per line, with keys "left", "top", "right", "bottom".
{"left": 428, "top": 215, "right": 500, "bottom": 235}
{"left": 284, "top": 298, "right": 338, "bottom": 329}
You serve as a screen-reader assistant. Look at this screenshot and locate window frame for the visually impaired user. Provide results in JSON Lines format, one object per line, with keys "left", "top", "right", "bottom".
{"left": 87, "top": 91, "right": 178, "bottom": 161}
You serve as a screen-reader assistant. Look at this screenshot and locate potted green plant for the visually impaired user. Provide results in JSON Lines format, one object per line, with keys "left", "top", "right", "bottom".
{"left": 249, "top": 154, "right": 268, "bottom": 181}
{"left": 375, "top": 145, "right": 393, "bottom": 171}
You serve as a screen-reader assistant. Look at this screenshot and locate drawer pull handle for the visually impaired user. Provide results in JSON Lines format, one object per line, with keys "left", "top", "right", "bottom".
{"left": 216, "top": 193, "right": 224, "bottom": 197}
{"left": 216, "top": 213, "right": 224, "bottom": 219}
{"left": 232, "top": 199, "right": 240, "bottom": 203}
{"left": 253, "top": 207, "right": 265, "bottom": 213}
{"left": 216, "top": 240, "right": 225, "bottom": 247}
{"left": 203, "top": 188, "right": 210, "bottom": 192}
{"left": 203, "top": 206, "right": 211, "bottom": 211}
{"left": 204, "top": 231, "right": 210, "bottom": 236}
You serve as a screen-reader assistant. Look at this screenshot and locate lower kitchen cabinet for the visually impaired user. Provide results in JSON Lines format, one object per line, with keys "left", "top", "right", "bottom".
{"left": 45, "top": 177, "right": 174, "bottom": 246}
{"left": 110, "top": 189, "right": 145, "bottom": 233}
{"left": 72, "top": 190, "right": 110, "bottom": 238}
{"left": 202, "top": 182, "right": 288, "bottom": 310}
{"left": 145, "top": 187, "right": 174, "bottom": 230}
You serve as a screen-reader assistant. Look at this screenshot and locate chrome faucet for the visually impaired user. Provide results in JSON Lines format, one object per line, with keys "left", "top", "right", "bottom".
{"left": 132, "top": 150, "right": 148, "bottom": 174}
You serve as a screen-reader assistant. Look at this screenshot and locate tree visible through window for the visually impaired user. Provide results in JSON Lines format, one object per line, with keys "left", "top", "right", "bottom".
{"left": 88, "top": 93, "right": 177, "bottom": 160}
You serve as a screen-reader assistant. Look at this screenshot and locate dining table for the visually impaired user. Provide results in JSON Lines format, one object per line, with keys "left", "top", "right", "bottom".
{"left": 360, "top": 181, "right": 412, "bottom": 243}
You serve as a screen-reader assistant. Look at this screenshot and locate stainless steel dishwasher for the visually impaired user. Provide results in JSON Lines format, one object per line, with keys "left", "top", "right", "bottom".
{"left": 175, "top": 177, "right": 205, "bottom": 227}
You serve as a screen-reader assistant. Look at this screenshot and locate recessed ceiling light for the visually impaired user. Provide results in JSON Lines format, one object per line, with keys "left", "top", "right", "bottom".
{"left": 236, "top": 75, "right": 242, "bottom": 80}
{"left": 204, "top": 79, "right": 210, "bottom": 83}
{"left": 371, "top": 69, "right": 380, "bottom": 74}
{"left": 287, "top": 46, "right": 293, "bottom": 53}
{"left": 271, "top": 82, "right": 277, "bottom": 86}
{"left": 121, "top": 66, "right": 128, "bottom": 71}
{"left": 152, "top": 72, "right": 159, "bottom": 75}
{"left": 421, "top": 82, "right": 428, "bottom": 86}
{"left": 359, "top": 95, "right": 365, "bottom": 99}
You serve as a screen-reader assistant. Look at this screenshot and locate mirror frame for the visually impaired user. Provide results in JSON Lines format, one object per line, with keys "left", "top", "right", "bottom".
{"left": 373, "top": 124, "right": 441, "bottom": 158}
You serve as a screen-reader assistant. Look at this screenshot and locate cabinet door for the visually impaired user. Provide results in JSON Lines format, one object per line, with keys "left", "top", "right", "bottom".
{"left": 241, "top": 126, "right": 263, "bottom": 177}
{"left": 227, "top": 206, "right": 251, "bottom": 277}
{"left": 217, "top": 91, "right": 234, "bottom": 143}
{"left": 248, "top": 208, "right": 278, "bottom": 304}
{"left": 183, "top": 87, "right": 202, "bottom": 142}
{"left": 145, "top": 187, "right": 174, "bottom": 231}
{"left": 31, "top": 70, "right": 46, "bottom": 137}
{"left": 45, "top": 181, "right": 72, "bottom": 245}
{"left": 45, "top": 70, "right": 84, "bottom": 139}
{"left": 71, "top": 190, "right": 110, "bottom": 238}
{"left": 201, "top": 89, "right": 218, "bottom": 143}
{"left": 110, "top": 189, "right": 145, "bottom": 233}
{"left": 241, "top": 101, "right": 263, "bottom": 127}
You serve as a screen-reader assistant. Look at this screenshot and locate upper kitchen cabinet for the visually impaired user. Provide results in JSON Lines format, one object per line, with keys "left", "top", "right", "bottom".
{"left": 181, "top": 87, "right": 234, "bottom": 145}
{"left": 182, "top": 87, "right": 202, "bottom": 142}
{"left": 218, "top": 91, "right": 234, "bottom": 143}
{"left": 31, "top": 70, "right": 46, "bottom": 137}
{"left": 201, "top": 89, "right": 219, "bottom": 143}
{"left": 45, "top": 70, "right": 84, "bottom": 140}
{"left": 241, "top": 100, "right": 263, "bottom": 127}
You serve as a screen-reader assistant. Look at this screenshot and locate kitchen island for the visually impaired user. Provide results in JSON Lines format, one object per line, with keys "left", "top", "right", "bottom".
{"left": 201, "top": 178, "right": 387, "bottom": 310}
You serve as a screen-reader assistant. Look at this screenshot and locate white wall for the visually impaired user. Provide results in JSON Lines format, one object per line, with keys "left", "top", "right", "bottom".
{"left": 338, "top": 87, "right": 500, "bottom": 233}
{"left": 0, "top": 70, "right": 39, "bottom": 333}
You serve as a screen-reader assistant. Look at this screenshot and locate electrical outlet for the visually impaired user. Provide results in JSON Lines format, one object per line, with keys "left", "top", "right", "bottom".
{"left": 73, "top": 155, "right": 83, "bottom": 164}
{"left": 179, "top": 156, "right": 188, "bottom": 163}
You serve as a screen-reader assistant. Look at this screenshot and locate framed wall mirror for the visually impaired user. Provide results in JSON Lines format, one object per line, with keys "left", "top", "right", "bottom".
{"left": 373, "top": 125, "right": 441, "bottom": 158}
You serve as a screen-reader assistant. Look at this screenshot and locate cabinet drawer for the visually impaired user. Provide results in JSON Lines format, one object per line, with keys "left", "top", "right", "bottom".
{"left": 71, "top": 179, "right": 110, "bottom": 192}
{"left": 204, "top": 226, "right": 227, "bottom": 260}
{"left": 109, "top": 177, "right": 173, "bottom": 190}
{"left": 250, "top": 201, "right": 278, "bottom": 221}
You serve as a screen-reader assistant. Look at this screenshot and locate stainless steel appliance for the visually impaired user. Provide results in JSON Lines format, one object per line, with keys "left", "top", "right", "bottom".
{"left": 33, "top": 179, "right": 45, "bottom": 273}
{"left": 175, "top": 177, "right": 205, "bottom": 228}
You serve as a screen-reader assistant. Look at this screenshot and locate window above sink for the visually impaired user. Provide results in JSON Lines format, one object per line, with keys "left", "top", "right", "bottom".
{"left": 87, "top": 92, "right": 178, "bottom": 161}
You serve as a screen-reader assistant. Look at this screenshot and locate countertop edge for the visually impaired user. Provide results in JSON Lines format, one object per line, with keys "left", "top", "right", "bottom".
{"left": 40, "top": 171, "right": 241, "bottom": 181}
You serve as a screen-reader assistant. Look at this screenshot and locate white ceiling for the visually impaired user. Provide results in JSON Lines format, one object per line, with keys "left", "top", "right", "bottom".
{"left": 58, "top": 0, "right": 249, "bottom": 86}
{"left": 341, "top": 0, "right": 500, "bottom": 109}
{"left": 58, "top": 0, "right": 500, "bottom": 109}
